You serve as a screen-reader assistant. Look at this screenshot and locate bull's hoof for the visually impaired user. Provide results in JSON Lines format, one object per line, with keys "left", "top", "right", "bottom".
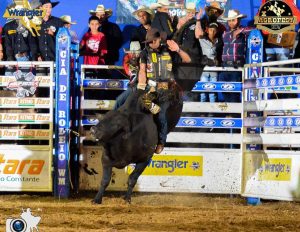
{"left": 91, "top": 198, "right": 102, "bottom": 204}
{"left": 123, "top": 195, "right": 131, "bottom": 204}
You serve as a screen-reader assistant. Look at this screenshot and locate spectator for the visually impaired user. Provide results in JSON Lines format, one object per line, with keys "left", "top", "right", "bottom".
{"left": 80, "top": 16, "right": 107, "bottom": 65}
{"left": 219, "top": 9, "right": 250, "bottom": 103}
{"left": 201, "top": 1, "right": 226, "bottom": 39}
{"left": 37, "top": 0, "right": 64, "bottom": 61}
{"left": 197, "top": 22, "right": 223, "bottom": 103}
{"left": 131, "top": 5, "right": 153, "bottom": 50}
{"left": 90, "top": 4, "right": 123, "bottom": 65}
{"left": 114, "top": 41, "right": 141, "bottom": 110}
{"left": 150, "top": 0, "right": 175, "bottom": 39}
{"left": 172, "top": 2, "right": 202, "bottom": 100}
{"left": 3, "top": 19, "right": 38, "bottom": 62}
{"left": 60, "top": 15, "right": 79, "bottom": 43}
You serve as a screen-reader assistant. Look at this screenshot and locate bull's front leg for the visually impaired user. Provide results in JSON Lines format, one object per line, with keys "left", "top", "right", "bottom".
{"left": 124, "top": 160, "right": 149, "bottom": 203}
{"left": 92, "top": 153, "right": 112, "bottom": 204}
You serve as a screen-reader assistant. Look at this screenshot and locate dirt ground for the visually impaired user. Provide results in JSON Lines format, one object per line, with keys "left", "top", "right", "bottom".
{"left": 0, "top": 193, "right": 299, "bottom": 232}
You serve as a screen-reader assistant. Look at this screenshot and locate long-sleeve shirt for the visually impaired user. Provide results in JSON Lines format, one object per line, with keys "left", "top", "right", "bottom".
{"left": 36, "top": 16, "right": 64, "bottom": 61}
{"left": 3, "top": 20, "right": 38, "bottom": 61}
{"left": 222, "top": 26, "right": 252, "bottom": 66}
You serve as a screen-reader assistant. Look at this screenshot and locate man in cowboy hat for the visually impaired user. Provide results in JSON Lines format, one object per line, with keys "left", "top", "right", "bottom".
{"left": 172, "top": 2, "right": 203, "bottom": 99}
{"left": 89, "top": 4, "right": 122, "bottom": 65}
{"left": 60, "top": 15, "right": 78, "bottom": 43}
{"left": 138, "top": 28, "right": 191, "bottom": 153}
{"left": 150, "top": 0, "right": 175, "bottom": 39}
{"left": 219, "top": 9, "right": 251, "bottom": 103}
{"left": 37, "top": 0, "right": 64, "bottom": 61}
{"left": 197, "top": 1, "right": 226, "bottom": 39}
{"left": 131, "top": 6, "right": 153, "bottom": 50}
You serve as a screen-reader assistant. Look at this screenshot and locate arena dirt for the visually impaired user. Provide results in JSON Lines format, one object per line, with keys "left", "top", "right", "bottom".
{"left": 0, "top": 193, "right": 299, "bottom": 232}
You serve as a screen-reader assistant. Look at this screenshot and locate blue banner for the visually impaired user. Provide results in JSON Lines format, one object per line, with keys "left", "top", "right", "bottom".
{"left": 265, "top": 116, "right": 300, "bottom": 128}
{"left": 55, "top": 28, "right": 71, "bottom": 198}
{"left": 256, "top": 75, "right": 300, "bottom": 89}
{"left": 192, "top": 81, "right": 242, "bottom": 92}
{"left": 176, "top": 117, "right": 242, "bottom": 129}
{"left": 83, "top": 79, "right": 129, "bottom": 90}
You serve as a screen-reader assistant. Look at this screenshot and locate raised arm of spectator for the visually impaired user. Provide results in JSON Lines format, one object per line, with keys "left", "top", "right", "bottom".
{"left": 195, "top": 8, "right": 204, "bottom": 39}
{"left": 167, "top": 40, "right": 191, "bottom": 63}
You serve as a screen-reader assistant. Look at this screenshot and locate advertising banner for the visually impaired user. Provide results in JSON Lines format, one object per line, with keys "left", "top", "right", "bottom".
{"left": 55, "top": 28, "right": 71, "bottom": 198}
{"left": 243, "top": 151, "right": 300, "bottom": 201}
{"left": 0, "top": 146, "right": 52, "bottom": 191}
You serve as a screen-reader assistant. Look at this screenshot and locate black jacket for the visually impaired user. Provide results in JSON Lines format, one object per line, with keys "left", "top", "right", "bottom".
{"left": 99, "top": 20, "right": 123, "bottom": 65}
{"left": 151, "top": 11, "right": 174, "bottom": 39}
{"left": 36, "top": 16, "right": 64, "bottom": 61}
{"left": 131, "top": 24, "right": 147, "bottom": 50}
{"left": 3, "top": 20, "right": 39, "bottom": 61}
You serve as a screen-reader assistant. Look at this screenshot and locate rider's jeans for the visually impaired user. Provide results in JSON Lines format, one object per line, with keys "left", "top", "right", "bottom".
{"left": 157, "top": 100, "right": 170, "bottom": 145}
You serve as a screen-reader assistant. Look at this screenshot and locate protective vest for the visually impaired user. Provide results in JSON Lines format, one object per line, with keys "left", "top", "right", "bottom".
{"left": 145, "top": 47, "right": 173, "bottom": 82}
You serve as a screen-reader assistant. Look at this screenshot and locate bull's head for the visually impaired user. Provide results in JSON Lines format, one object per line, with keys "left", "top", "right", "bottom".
{"left": 90, "top": 111, "right": 130, "bottom": 142}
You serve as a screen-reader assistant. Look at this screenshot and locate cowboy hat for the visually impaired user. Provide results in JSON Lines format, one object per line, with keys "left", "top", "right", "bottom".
{"left": 89, "top": 4, "right": 113, "bottom": 17}
{"left": 150, "top": 0, "right": 170, "bottom": 10}
{"left": 124, "top": 41, "right": 141, "bottom": 53}
{"left": 221, "top": 9, "right": 247, "bottom": 21}
{"left": 205, "top": 1, "right": 224, "bottom": 15}
{"left": 60, "top": 15, "right": 76, "bottom": 25}
{"left": 144, "top": 28, "right": 167, "bottom": 43}
{"left": 185, "top": 2, "right": 197, "bottom": 13}
{"left": 132, "top": 5, "right": 154, "bottom": 19}
{"left": 39, "top": 0, "right": 59, "bottom": 8}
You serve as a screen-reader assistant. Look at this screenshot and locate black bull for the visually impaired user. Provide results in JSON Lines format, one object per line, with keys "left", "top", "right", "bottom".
{"left": 90, "top": 82, "right": 182, "bottom": 204}
{"left": 90, "top": 65, "right": 202, "bottom": 204}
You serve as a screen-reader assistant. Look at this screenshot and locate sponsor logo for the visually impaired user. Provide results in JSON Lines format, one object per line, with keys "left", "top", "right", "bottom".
{"left": 127, "top": 155, "right": 203, "bottom": 176}
{"left": 277, "top": 118, "right": 284, "bottom": 126}
{"left": 221, "top": 83, "right": 236, "bottom": 91}
{"left": 202, "top": 83, "right": 216, "bottom": 90}
{"left": 278, "top": 77, "right": 285, "bottom": 86}
{"left": 7, "top": 70, "right": 38, "bottom": 98}
{"left": 261, "top": 79, "right": 268, "bottom": 87}
{"left": 87, "top": 81, "right": 103, "bottom": 87}
{"left": 107, "top": 81, "right": 122, "bottom": 88}
{"left": 287, "top": 76, "right": 294, "bottom": 85}
{"left": 295, "top": 118, "right": 300, "bottom": 126}
{"left": 3, "top": 0, "right": 46, "bottom": 36}
{"left": 182, "top": 118, "right": 197, "bottom": 126}
{"left": 250, "top": 36, "right": 262, "bottom": 46}
{"left": 268, "top": 118, "right": 276, "bottom": 126}
{"left": 58, "top": 34, "right": 68, "bottom": 44}
{"left": 296, "top": 76, "right": 300, "bottom": 84}
{"left": 270, "top": 78, "right": 276, "bottom": 86}
{"left": 258, "top": 158, "right": 291, "bottom": 181}
{"left": 0, "top": 154, "right": 44, "bottom": 175}
{"left": 221, "top": 119, "right": 235, "bottom": 127}
{"left": 286, "top": 118, "right": 293, "bottom": 126}
{"left": 201, "top": 119, "right": 216, "bottom": 126}
{"left": 255, "top": 0, "right": 297, "bottom": 34}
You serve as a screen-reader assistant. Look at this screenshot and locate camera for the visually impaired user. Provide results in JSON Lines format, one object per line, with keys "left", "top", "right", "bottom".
{"left": 6, "top": 218, "right": 27, "bottom": 232}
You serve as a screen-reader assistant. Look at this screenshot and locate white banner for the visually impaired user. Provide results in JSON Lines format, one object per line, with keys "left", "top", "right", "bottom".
{"left": 0, "top": 146, "right": 52, "bottom": 191}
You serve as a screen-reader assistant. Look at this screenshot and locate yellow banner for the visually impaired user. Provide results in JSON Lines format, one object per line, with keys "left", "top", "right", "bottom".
{"left": 127, "top": 155, "right": 203, "bottom": 176}
{"left": 258, "top": 158, "right": 291, "bottom": 181}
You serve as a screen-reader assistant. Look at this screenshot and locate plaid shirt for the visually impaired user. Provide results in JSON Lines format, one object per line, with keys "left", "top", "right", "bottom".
{"left": 222, "top": 27, "right": 252, "bottom": 66}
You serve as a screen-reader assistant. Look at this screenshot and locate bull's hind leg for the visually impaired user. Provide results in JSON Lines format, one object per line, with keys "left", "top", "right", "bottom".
{"left": 124, "top": 160, "right": 149, "bottom": 203}
{"left": 92, "top": 154, "right": 112, "bottom": 204}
